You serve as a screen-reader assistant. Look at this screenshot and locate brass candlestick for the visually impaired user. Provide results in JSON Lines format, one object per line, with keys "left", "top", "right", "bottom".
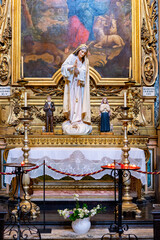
{"left": 19, "top": 106, "right": 40, "bottom": 219}
{"left": 20, "top": 108, "right": 31, "bottom": 164}
{"left": 125, "top": 79, "right": 137, "bottom": 134}
{"left": 17, "top": 78, "right": 28, "bottom": 107}
{"left": 16, "top": 80, "right": 40, "bottom": 218}
{"left": 121, "top": 107, "right": 132, "bottom": 165}
{"left": 119, "top": 107, "right": 141, "bottom": 218}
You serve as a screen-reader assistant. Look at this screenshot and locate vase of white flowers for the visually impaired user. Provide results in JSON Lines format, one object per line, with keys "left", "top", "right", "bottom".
{"left": 71, "top": 217, "right": 91, "bottom": 234}
{"left": 58, "top": 194, "right": 105, "bottom": 235}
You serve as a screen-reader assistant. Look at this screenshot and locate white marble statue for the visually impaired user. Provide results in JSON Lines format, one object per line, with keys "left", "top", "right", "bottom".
{"left": 61, "top": 44, "right": 92, "bottom": 135}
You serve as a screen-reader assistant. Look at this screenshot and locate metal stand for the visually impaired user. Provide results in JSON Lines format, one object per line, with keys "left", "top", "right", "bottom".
{"left": 101, "top": 163, "right": 139, "bottom": 240}
{"left": 39, "top": 160, "right": 51, "bottom": 233}
{"left": 4, "top": 163, "right": 41, "bottom": 240}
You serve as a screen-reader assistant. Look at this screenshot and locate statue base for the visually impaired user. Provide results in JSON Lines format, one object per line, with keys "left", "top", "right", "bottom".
{"left": 62, "top": 121, "right": 92, "bottom": 135}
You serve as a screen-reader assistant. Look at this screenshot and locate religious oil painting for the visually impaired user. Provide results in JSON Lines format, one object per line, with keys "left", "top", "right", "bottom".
{"left": 21, "top": 0, "right": 131, "bottom": 77}
{"left": 12, "top": 0, "right": 141, "bottom": 86}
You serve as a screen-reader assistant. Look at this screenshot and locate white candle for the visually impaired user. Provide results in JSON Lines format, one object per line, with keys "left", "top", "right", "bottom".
{"left": 21, "top": 56, "right": 24, "bottom": 79}
{"left": 129, "top": 57, "right": 132, "bottom": 78}
{"left": 24, "top": 92, "right": 27, "bottom": 107}
{"left": 124, "top": 91, "right": 127, "bottom": 107}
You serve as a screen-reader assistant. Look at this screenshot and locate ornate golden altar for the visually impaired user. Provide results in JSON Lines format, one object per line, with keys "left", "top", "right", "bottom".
{"left": 2, "top": 134, "right": 151, "bottom": 201}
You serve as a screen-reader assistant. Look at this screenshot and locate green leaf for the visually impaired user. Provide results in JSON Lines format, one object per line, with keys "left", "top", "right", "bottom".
{"left": 83, "top": 203, "right": 88, "bottom": 208}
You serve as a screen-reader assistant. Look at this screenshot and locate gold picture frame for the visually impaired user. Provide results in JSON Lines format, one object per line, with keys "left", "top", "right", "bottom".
{"left": 11, "top": 0, "right": 141, "bottom": 86}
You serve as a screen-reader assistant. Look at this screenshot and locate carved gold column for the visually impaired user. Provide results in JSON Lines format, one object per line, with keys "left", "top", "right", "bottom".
{"left": 119, "top": 107, "right": 141, "bottom": 218}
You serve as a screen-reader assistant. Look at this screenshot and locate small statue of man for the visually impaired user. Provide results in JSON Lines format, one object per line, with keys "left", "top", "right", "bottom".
{"left": 43, "top": 95, "right": 55, "bottom": 132}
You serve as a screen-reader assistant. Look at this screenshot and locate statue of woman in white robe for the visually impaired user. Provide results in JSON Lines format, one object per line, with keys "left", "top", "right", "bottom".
{"left": 61, "top": 44, "right": 92, "bottom": 135}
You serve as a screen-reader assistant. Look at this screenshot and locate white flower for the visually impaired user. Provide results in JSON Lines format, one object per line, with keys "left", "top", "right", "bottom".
{"left": 90, "top": 209, "right": 97, "bottom": 217}
{"left": 58, "top": 200, "right": 103, "bottom": 221}
{"left": 79, "top": 212, "right": 84, "bottom": 218}
{"left": 58, "top": 210, "right": 63, "bottom": 216}
{"left": 74, "top": 194, "right": 79, "bottom": 201}
{"left": 61, "top": 209, "right": 70, "bottom": 219}
{"left": 96, "top": 205, "right": 101, "bottom": 210}
{"left": 83, "top": 208, "right": 89, "bottom": 215}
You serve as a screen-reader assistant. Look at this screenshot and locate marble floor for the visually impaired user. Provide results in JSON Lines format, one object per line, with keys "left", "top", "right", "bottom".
{"left": 38, "top": 228, "right": 153, "bottom": 240}
{"left": 3, "top": 199, "right": 154, "bottom": 239}
{"left": 4, "top": 226, "right": 153, "bottom": 239}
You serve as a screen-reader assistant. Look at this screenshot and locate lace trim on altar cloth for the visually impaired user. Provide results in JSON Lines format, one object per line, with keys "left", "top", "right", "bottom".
{"left": 5, "top": 150, "right": 146, "bottom": 185}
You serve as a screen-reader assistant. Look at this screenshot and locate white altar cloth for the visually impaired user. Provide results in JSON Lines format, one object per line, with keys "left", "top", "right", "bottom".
{"left": 5, "top": 147, "right": 146, "bottom": 185}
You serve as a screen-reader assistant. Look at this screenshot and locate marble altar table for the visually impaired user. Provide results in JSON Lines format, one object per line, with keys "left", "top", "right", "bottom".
{"left": 5, "top": 147, "right": 146, "bottom": 185}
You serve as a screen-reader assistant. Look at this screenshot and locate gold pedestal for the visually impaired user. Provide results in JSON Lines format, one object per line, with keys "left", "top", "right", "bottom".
{"left": 122, "top": 198, "right": 141, "bottom": 218}
{"left": 21, "top": 171, "right": 40, "bottom": 218}
{"left": 11, "top": 167, "right": 40, "bottom": 219}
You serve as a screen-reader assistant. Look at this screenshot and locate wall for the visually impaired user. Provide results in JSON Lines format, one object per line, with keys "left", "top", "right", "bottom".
{"left": 0, "top": 0, "right": 158, "bottom": 137}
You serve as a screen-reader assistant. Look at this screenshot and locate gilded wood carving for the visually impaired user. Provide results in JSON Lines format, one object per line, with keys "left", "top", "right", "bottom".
{"left": 5, "top": 135, "right": 149, "bottom": 149}
{"left": 30, "top": 78, "right": 123, "bottom": 97}
{"left": 0, "top": 18, "right": 11, "bottom": 86}
{"left": 0, "top": 0, "right": 11, "bottom": 86}
{"left": 141, "top": 0, "right": 158, "bottom": 86}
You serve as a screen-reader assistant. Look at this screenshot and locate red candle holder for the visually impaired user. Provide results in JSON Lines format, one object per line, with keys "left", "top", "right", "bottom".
{"left": 21, "top": 161, "right": 25, "bottom": 166}
{"left": 102, "top": 162, "right": 140, "bottom": 171}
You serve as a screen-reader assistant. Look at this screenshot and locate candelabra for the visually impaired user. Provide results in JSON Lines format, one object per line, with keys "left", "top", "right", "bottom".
{"left": 16, "top": 79, "right": 40, "bottom": 218}
{"left": 19, "top": 106, "right": 40, "bottom": 219}
{"left": 125, "top": 79, "right": 138, "bottom": 134}
{"left": 119, "top": 107, "right": 141, "bottom": 218}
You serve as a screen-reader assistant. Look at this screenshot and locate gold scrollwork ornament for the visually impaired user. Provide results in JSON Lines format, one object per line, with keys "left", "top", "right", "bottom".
{"left": 0, "top": 17, "right": 12, "bottom": 86}
{"left": 141, "top": 0, "right": 158, "bottom": 86}
{"left": 0, "top": 54, "right": 10, "bottom": 85}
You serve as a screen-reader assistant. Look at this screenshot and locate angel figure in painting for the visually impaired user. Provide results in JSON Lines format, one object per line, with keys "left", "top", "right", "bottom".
{"left": 61, "top": 44, "right": 92, "bottom": 135}
{"left": 100, "top": 97, "right": 111, "bottom": 133}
